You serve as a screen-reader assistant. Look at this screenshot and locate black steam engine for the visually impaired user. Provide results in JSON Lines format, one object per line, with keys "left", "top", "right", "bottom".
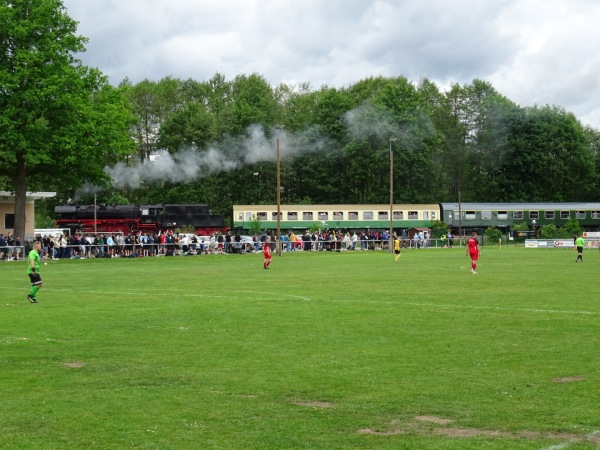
{"left": 55, "top": 203, "right": 226, "bottom": 234}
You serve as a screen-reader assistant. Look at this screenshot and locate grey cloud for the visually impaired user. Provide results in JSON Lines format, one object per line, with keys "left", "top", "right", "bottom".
{"left": 63, "top": 0, "right": 600, "bottom": 128}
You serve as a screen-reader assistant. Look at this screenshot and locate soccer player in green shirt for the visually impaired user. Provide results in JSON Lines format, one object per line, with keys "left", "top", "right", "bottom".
{"left": 575, "top": 234, "right": 586, "bottom": 263}
{"left": 27, "top": 241, "right": 42, "bottom": 303}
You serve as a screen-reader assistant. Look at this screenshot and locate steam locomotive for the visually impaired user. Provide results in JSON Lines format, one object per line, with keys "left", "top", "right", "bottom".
{"left": 55, "top": 203, "right": 226, "bottom": 234}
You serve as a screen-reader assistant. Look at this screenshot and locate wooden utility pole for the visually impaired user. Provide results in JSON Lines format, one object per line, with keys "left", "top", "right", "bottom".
{"left": 276, "top": 138, "right": 282, "bottom": 256}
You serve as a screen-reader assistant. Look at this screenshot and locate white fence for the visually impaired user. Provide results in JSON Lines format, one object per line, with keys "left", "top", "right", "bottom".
{"left": 12, "top": 237, "right": 596, "bottom": 261}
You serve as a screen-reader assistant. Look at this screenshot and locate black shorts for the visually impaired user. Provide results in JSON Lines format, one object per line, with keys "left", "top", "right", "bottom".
{"left": 29, "top": 272, "right": 42, "bottom": 285}
{"left": 577, "top": 246, "right": 584, "bottom": 253}
{"left": 395, "top": 250, "right": 400, "bottom": 254}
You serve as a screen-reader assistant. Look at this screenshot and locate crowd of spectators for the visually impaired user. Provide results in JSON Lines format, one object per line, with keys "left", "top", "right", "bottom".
{"left": 0, "top": 232, "right": 22, "bottom": 261}
{"left": 267, "top": 230, "right": 439, "bottom": 252}
{"left": 28, "top": 230, "right": 202, "bottom": 259}
{"left": 3, "top": 228, "right": 450, "bottom": 261}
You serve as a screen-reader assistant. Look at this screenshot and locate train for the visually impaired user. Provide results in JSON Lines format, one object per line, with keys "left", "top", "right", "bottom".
{"left": 54, "top": 202, "right": 600, "bottom": 236}
{"left": 55, "top": 203, "right": 225, "bottom": 235}
{"left": 233, "top": 202, "right": 600, "bottom": 233}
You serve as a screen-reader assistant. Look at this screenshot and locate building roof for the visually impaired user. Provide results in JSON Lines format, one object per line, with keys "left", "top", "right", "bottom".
{"left": 0, "top": 191, "right": 56, "bottom": 202}
{"left": 440, "top": 202, "right": 600, "bottom": 211}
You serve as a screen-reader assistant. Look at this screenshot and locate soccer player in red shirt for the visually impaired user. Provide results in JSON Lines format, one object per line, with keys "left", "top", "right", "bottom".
{"left": 466, "top": 231, "right": 480, "bottom": 274}
{"left": 263, "top": 237, "right": 272, "bottom": 269}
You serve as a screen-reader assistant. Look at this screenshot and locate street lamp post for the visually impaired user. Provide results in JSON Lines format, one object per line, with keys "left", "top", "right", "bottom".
{"left": 389, "top": 137, "right": 398, "bottom": 253}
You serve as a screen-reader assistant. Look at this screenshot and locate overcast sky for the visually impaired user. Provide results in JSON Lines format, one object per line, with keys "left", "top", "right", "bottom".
{"left": 62, "top": 0, "right": 600, "bottom": 129}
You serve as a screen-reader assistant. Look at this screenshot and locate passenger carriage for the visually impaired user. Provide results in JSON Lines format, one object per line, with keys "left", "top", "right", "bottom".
{"left": 233, "top": 204, "right": 440, "bottom": 232}
{"left": 441, "top": 202, "right": 600, "bottom": 230}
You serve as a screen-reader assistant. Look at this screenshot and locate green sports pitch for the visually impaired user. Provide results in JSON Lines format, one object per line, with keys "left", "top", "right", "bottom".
{"left": 1, "top": 247, "right": 599, "bottom": 449}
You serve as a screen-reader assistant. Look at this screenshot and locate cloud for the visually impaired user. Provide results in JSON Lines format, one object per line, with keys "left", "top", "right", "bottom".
{"left": 63, "top": 0, "right": 600, "bottom": 128}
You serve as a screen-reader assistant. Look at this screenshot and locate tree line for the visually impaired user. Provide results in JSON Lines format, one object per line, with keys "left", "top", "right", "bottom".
{"left": 2, "top": 0, "right": 600, "bottom": 237}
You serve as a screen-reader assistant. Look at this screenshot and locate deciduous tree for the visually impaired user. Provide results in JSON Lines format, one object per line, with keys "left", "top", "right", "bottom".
{"left": 0, "top": 0, "right": 133, "bottom": 238}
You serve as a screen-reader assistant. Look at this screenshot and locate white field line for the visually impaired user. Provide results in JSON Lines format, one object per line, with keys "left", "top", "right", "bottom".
{"left": 542, "top": 429, "right": 600, "bottom": 450}
{"left": 2, "top": 286, "right": 597, "bottom": 313}
{"left": 405, "top": 302, "right": 598, "bottom": 316}
{"left": 2, "top": 287, "right": 312, "bottom": 302}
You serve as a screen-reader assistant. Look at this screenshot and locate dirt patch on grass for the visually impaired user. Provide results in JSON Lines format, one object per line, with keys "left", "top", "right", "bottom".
{"left": 415, "top": 416, "right": 454, "bottom": 425}
{"left": 292, "top": 401, "right": 333, "bottom": 408}
{"left": 63, "top": 362, "right": 86, "bottom": 368}
{"left": 356, "top": 416, "right": 600, "bottom": 446}
{"left": 357, "top": 428, "right": 405, "bottom": 436}
{"left": 553, "top": 375, "right": 585, "bottom": 383}
{"left": 434, "top": 428, "right": 504, "bottom": 438}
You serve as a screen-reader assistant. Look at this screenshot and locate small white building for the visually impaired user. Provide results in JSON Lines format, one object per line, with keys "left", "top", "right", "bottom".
{"left": 0, "top": 191, "right": 56, "bottom": 238}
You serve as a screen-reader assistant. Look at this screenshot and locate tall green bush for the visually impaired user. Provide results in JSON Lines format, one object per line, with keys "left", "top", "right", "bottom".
{"left": 562, "top": 218, "right": 583, "bottom": 238}
{"left": 249, "top": 215, "right": 263, "bottom": 235}
{"left": 540, "top": 224, "right": 561, "bottom": 239}
{"left": 430, "top": 220, "right": 448, "bottom": 238}
{"left": 484, "top": 226, "right": 502, "bottom": 245}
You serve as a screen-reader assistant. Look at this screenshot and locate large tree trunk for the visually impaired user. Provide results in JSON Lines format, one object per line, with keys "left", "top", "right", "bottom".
{"left": 13, "top": 152, "right": 27, "bottom": 241}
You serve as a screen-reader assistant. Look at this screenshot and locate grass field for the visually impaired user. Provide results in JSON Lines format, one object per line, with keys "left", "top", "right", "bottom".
{"left": 1, "top": 246, "right": 600, "bottom": 449}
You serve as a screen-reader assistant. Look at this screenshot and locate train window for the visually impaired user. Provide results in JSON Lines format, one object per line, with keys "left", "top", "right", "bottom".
{"left": 576, "top": 211, "right": 586, "bottom": 219}
{"left": 560, "top": 211, "right": 570, "bottom": 219}
{"left": 287, "top": 212, "right": 298, "bottom": 220}
{"left": 393, "top": 211, "right": 403, "bottom": 219}
{"left": 544, "top": 211, "right": 555, "bottom": 219}
{"left": 333, "top": 211, "right": 344, "bottom": 220}
{"left": 246, "top": 212, "right": 252, "bottom": 221}
{"left": 408, "top": 211, "right": 418, "bottom": 219}
{"left": 481, "top": 211, "right": 492, "bottom": 220}
{"left": 529, "top": 211, "right": 539, "bottom": 220}
{"left": 431, "top": 211, "right": 436, "bottom": 220}
{"left": 514, "top": 211, "right": 524, "bottom": 219}
{"left": 302, "top": 212, "right": 313, "bottom": 220}
{"left": 238, "top": 213, "right": 243, "bottom": 220}
{"left": 363, "top": 211, "right": 373, "bottom": 220}
{"left": 465, "top": 211, "right": 476, "bottom": 220}
{"left": 423, "top": 211, "right": 429, "bottom": 220}
{"left": 498, "top": 211, "right": 508, "bottom": 220}
{"left": 592, "top": 211, "right": 600, "bottom": 219}
{"left": 378, "top": 211, "right": 388, "bottom": 220}
{"left": 257, "top": 212, "right": 267, "bottom": 220}
{"left": 318, "top": 211, "right": 328, "bottom": 220}
{"left": 141, "top": 208, "right": 149, "bottom": 216}
{"left": 349, "top": 211, "right": 358, "bottom": 220}
{"left": 272, "top": 212, "right": 282, "bottom": 219}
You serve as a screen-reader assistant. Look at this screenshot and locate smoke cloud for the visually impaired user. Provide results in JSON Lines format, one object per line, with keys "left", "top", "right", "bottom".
{"left": 104, "top": 124, "right": 328, "bottom": 189}
{"left": 344, "top": 102, "right": 435, "bottom": 149}
{"left": 73, "top": 181, "right": 105, "bottom": 200}
{"left": 99, "top": 102, "right": 433, "bottom": 191}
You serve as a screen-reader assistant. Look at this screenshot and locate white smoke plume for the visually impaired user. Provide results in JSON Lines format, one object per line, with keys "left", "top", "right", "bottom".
{"left": 344, "top": 102, "right": 434, "bottom": 149}
{"left": 104, "top": 124, "right": 327, "bottom": 189}
{"left": 98, "top": 102, "right": 432, "bottom": 191}
{"left": 73, "top": 181, "right": 105, "bottom": 200}
{"left": 344, "top": 103, "right": 399, "bottom": 142}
